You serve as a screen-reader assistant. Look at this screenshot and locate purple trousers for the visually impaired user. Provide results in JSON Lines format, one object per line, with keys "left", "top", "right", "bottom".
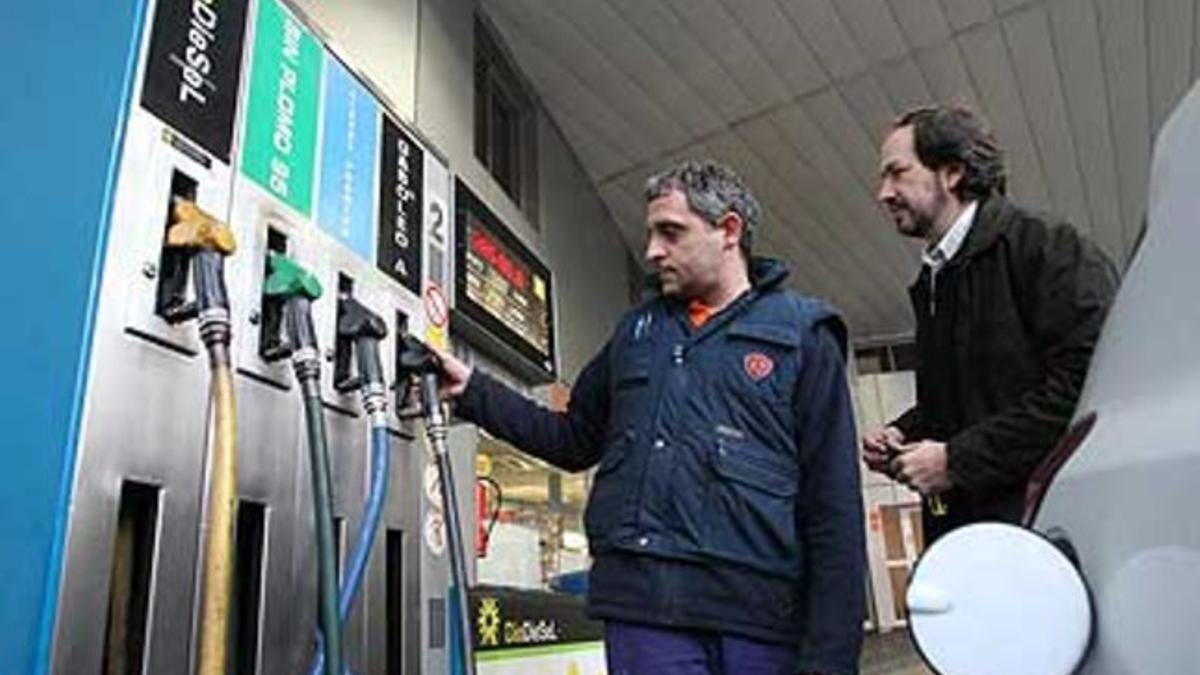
{"left": 604, "top": 620, "right": 794, "bottom": 675}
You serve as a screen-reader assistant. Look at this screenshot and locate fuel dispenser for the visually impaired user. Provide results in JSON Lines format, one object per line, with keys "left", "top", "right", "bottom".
{"left": 10, "top": 0, "right": 461, "bottom": 673}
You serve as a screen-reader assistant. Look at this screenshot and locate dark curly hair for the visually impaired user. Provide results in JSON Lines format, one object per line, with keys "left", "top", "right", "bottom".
{"left": 896, "top": 105, "right": 1007, "bottom": 201}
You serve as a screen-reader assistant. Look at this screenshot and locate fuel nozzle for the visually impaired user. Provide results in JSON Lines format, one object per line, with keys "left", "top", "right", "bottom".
{"left": 334, "top": 295, "right": 389, "bottom": 423}
{"left": 263, "top": 252, "right": 323, "bottom": 382}
{"left": 395, "top": 335, "right": 445, "bottom": 426}
{"left": 160, "top": 200, "right": 237, "bottom": 346}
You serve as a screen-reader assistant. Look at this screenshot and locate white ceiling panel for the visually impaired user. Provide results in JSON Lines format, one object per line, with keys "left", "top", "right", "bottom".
{"left": 776, "top": 0, "right": 870, "bottom": 80}
{"left": 840, "top": 72, "right": 899, "bottom": 142}
{"left": 940, "top": 0, "right": 996, "bottom": 30}
{"left": 603, "top": 0, "right": 755, "bottom": 122}
{"left": 557, "top": 0, "right": 723, "bottom": 139}
{"left": 661, "top": 0, "right": 790, "bottom": 111}
{"left": 484, "top": 10, "right": 650, "bottom": 162}
{"left": 994, "top": 0, "right": 1042, "bottom": 12}
{"left": 770, "top": 99, "right": 919, "bottom": 284}
{"left": 1003, "top": 4, "right": 1094, "bottom": 237}
{"left": 914, "top": 40, "right": 982, "bottom": 109}
{"left": 1095, "top": 0, "right": 1153, "bottom": 248}
{"left": 482, "top": 0, "right": 1199, "bottom": 340}
{"left": 1147, "top": 0, "right": 1197, "bottom": 130}
{"left": 549, "top": 113, "right": 632, "bottom": 182}
{"left": 803, "top": 89, "right": 886, "bottom": 196}
{"left": 716, "top": 0, "right": 828, "bottom": 97}
{"left": 497, "top": 1, "right": 692, "bottom": 152}
{"left": 956, "top": 22, "right": 1053, "bottom": 209}
{"left": 876, "top": 57, "right": 936, "bottom": 111}
{"left": 887, "top": 0, "right": 952, "bottom": 48}
{"left": 1047, "top": 0, "right": 1128, "bottom": 262}
{"left": 1195, "top": 0, "right": 1200, "bottom": 81}
{"left": 728, "top": 122, "right": 904, "bottom": 304}
{"left": 834, "top": 0, "right": 910, "bottom": 64}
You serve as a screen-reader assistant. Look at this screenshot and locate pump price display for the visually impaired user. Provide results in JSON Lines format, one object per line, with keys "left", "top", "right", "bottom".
{"left": 462, "top": 217, "right": 551, "bottom": 359}
{"left": 241, "top": 0, "right": 321, "bottom": 216}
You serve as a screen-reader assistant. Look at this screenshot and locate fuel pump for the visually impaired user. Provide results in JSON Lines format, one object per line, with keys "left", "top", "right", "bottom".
{"left": 158, "top": 200, "right": 238, "bottom": 675}
{"left": 261, "top": 253, "right": 343, "bottom": 675}
{"left": 307, "top": 293, "right": 390, "bottom": 675}
{"left": 396, "top": 336, "right": 476, "bottom": 675}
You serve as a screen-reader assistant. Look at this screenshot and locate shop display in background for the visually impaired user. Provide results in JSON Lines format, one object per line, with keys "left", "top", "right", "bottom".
{"left": 473, "top": 433, "right": 588, "bottom": 591}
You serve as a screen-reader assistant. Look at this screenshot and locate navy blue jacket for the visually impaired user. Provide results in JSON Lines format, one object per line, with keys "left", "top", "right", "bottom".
{"left": 457, "top": 259, "right": 865, "bottom": 674}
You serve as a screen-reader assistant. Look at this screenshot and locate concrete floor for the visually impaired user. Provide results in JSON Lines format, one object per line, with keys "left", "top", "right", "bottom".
{"left": 860, "top": 629, "right": 932, "bottom": 675}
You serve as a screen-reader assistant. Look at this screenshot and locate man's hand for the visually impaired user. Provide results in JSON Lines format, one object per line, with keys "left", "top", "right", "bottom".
{"left": 890, "top": 440, "right": 952, "bottom": 494}
{"left": 862, "top": 425, "right": 905, "bottom": 475}
{"left": 432, "top": 347, "right": 473, "bottom": 399}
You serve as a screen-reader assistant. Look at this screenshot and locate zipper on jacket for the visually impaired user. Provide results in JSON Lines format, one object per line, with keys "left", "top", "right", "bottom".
{"left": 928, "top": 268, "right": 937, "bottom": 317}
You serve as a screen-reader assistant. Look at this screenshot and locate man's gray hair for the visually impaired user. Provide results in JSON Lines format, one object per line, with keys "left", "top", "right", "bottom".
{"left": 644, "top": 160, "right": 762, "bottom": 258}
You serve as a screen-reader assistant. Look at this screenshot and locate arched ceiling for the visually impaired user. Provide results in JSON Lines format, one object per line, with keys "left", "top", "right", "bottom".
{"left": 481, "top": 0, "right": 1200, "bottom": 340}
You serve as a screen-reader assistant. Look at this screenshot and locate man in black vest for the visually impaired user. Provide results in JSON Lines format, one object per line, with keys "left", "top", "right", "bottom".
{"left": 862, "top": 105, "right": 1119, "bottom": 542}
{"left": 437, "top": 161, "right": 865, "bottom": 674}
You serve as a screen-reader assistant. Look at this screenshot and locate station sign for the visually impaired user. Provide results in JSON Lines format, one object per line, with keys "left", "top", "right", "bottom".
{"left": 316, "top": 53, "right": 380, "bottom": 261}
{"left": 377, "top": 116, "right": 424, "bottom": 295}
{"left": 241, "top": 0, "right": 321, "bottom": 216}
{"left": 141, "top": 0, "right": 250, "bottom": 162}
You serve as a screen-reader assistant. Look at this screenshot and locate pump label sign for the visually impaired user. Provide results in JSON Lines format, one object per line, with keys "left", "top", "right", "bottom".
{"left": 377, "top": 117, "right": 424, "bottom": 294}
{"left": 241, "top": 0, "right": 321, "bottom": 216}
{"left": 141, "top": 0, "right": 249, "bottom": 162}
{"left": 316, "top": 54, "right": 380, "bottom": 261}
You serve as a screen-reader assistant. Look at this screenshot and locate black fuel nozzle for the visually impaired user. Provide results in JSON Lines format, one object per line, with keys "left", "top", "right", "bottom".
{"left": 394, "top": 335, "right": 444, "bottom": 421}
{"left": 262, "top": 253, "right": 323, "bottom": 380}
{"left": 160, "top": 200, "right": 237, "bottom": 345}
{"left": 334, "top": 294, "right": 388, "bottom": 393}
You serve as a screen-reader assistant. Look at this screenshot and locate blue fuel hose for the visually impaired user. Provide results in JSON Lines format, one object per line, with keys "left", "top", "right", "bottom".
{"left": 309, "top": 420, "right": 389, "bottom": 675}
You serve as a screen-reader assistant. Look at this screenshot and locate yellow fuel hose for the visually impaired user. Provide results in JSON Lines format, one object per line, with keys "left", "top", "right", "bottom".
{"left": 198, "top": 346, "right": 237, "bottom": 675}
{"left": 165, "top": 199, "right": 238, "bottom": 675}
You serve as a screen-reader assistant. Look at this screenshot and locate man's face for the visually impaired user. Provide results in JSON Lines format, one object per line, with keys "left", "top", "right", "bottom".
{"left": 877, "top": 125, "right": 957, "bottom": 240}
{"left": 644, "top": 188, "right": 730, "bottom": 299}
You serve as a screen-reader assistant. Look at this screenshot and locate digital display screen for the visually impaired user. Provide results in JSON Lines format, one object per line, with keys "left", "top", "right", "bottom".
{"left": 455, "top": 180, "right": 555, "bottom": 377}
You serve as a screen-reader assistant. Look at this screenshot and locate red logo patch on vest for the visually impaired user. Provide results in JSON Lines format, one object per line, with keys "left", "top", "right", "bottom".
{"left": 744, "top": 352, "right": 774, "bottom": 381}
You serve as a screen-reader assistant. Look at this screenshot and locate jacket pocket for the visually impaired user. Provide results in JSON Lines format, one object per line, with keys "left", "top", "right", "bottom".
{"left": 704, "top": 432, "right": 799, "bottom": 568}
{"left": 610, "top": 344, "right": 652, "bottom": 424}
{"left": 584, "top": 429, "right": 635, "bottom": 545}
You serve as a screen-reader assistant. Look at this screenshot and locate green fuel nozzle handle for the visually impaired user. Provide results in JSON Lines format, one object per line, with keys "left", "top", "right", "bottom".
{"left": 263, "top": 252, "right": 323, "bottom": 300}
{"left": 264, "top": 253, "right": 323, "bottom": 355}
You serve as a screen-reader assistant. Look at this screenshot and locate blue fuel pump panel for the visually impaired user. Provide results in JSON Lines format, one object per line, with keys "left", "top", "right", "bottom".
{"left": 0, "top": 0, "right": 249, "bottom": 672}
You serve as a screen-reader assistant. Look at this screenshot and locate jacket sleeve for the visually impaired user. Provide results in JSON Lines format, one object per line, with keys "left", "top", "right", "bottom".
{"left": 948, "top": 222, "right": 1119, "bottom": 494}
{"left": 795, "top": 320, "right": 866, "bottom": 675}
{"left": 454, "top": 342, "right": 611, "bottom": 472}
{"left": 889, "top": 405, "right": 923, "bottom": 441}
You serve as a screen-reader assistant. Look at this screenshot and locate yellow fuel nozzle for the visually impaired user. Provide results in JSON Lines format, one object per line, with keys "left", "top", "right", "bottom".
{"left": 166, "top": 199, "right": 236, "bottom": 255}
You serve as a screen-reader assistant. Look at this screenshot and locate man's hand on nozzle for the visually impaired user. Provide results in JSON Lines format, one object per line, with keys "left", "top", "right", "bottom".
{"left": 862, "top": 425, "right": 905, "bottom": 475}
{"left": 432, "top": 347, "right": 473, "bottom": 399}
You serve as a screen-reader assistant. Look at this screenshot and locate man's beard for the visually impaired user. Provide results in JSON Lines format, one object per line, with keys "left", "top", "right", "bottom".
{"left": 898, "top": 189, "right": 946, "bottom": 240}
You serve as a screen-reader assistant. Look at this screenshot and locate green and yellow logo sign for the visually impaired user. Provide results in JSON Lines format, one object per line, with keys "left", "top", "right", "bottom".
{"left": 477, "top": 597, "right": 501, "bottom": 647}
{"left": 241, "top": 0, "right": 320, "bottom": 215}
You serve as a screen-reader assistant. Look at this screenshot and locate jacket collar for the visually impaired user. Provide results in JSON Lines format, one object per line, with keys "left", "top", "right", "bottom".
{"left": 908, "top": 194, "right": 1014, "bottom": 293}
{"left": 749, "top": 256, "right": 790, "bottom": 290}
{"left": 950, "top": 194, "right": 1016, "bottom": 265}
